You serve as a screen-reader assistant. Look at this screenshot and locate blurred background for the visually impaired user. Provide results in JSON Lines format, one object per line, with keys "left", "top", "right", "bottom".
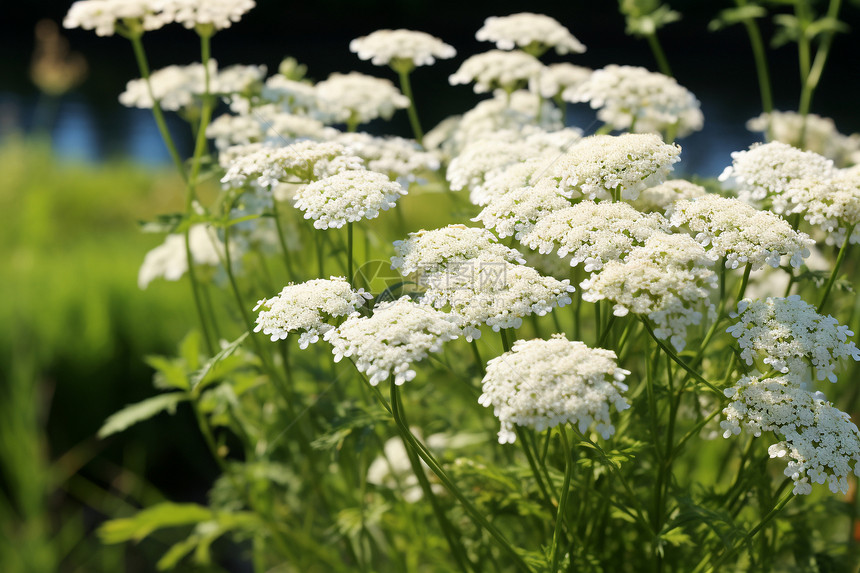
{"left": 1, "top": 0, "right": 858, "bottom": 571}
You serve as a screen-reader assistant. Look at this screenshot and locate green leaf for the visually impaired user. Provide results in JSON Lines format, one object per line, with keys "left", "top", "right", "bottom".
{"left": 179, "top": 330, "right": 202, "bottom": 371}
{"left": 190, "top": 331, "right": 249, "bottom": 394}
{"left": 144, "top": 355, "right": 190, "bottom": 391}
{"left": 214, "top": 214, "right": 262, "bottom": 228}
{"left": 138, "top": 213, "right": 185, "bottom": 234}
{"left": 98, "top": 392, "right": 187, "bottom": 439}
{"left": 98, "top": 502, "right": 213, "bottom": 544}
{"left": 806, "top": 16, "right": 849, "bottom": 40}
{"left": 709, "top": 6, "right": 767, "bottom": 31}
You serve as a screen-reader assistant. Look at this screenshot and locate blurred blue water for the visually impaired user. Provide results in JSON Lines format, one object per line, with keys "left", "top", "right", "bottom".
{"left": 0, "top": 91, "right": 758, "bottom": 178}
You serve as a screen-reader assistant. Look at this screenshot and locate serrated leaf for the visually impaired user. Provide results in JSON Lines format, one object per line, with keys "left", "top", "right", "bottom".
{"left": 99, "top": 503, "right": 213, "bottom": 544}
{"left": 144, "top": 355, "right": 190, "bottom": 391}
{"left": 98, "top": 392, "right": 187, "bottom": 439}
{"left": 661, "top": 527, "right": 693, "bottom": 547}
{"left": 190, "top": 332, "right": 249, "bottom": 394}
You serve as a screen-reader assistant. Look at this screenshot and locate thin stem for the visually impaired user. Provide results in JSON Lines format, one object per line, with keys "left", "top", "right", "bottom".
{"left": 128, "top": 35, "right": 187, "bottom": 180}
{"left": 737, "top": 2, "right": 774, "bottom": 116}
{"left": 550, "top": 427, "right": 574, "bottom": 573}
{"left": 818, "top": 224, "right": 854, "bottom": 313}
{"left": 347, "top": 222, "right": 354, "bottom": 284}
{"left": 640, "top": 319, "right": 723, "bottom": 396}
{"left": 801, "top": 0, "right": 843, "bottom": 121}
{"left": 397, "top": 69, "right": 424, "bottom": 144}
{"left": 515, "top": 427, "right": 556, "bottom": 517}
{"left": 470, "top": 340, "right": 486, "bottom": 377}
{"left": 500, "top": 329, "right": 511, "bottom": 353}
{"left": 646, "top": 33, "right": 673, "bottom": 77}
{"left": 271, "top": 200, "right": 296, "bottom": 279}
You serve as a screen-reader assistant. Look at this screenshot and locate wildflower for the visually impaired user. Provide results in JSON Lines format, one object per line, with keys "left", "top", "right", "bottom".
{"left": 667, "top": 195, "right": 814, "bottom": 270}
{"left": 747, "top": 111, "right": 860, "bottom": 167}
{"left": 521, "top": 200, "right": 669, "bottom": 271}
{"left": 391, "top": 224, "right": 526, "bottom": 276}
{"left": 798, "top": 171, "right": 860, "bottom": 246}
{"left": 633, "top": 179, "right": 706, "bottom": 212}
{"left": 475, "top": 13, "right": 586, "bottom": 56}
{"left": 220, "top": 141, "right": 363, "bottom": 189}
{"left": 314, "top": 72, "right": 410, "bottom": 127}
{"left": 206, "top": 112, "right": 264, "bottom": 150}
{"left": 449, "top": 50, "right": 545, "bottom": 94}
{"left": 581, "top": 232, "right": 716, "bottom": 350}
{"left": 334, "top": 132, "right": 440, "bottom": 180}
{"left": 349, "top": 29, "right": 456, "bottom": 69}
{"left": 726, "top": 296, "right": 860, "bottom": 384}
{"left": 138, "top": 224, "right": 225, "bottom": 289}
{"left": 471, "top": 155, "right": 563, "bottom": 209}
{"left": 159, "top": 0, "right": 256, "bottom": 32}
{"left": 564, "top": 65, "right": 703, "bottom": 137}
{"left": 324, "top": 297, "right": 460, "bottom": 386}
{"left": 530, "top": 63, "right": 592, "bottom": 99}
{"left": 63, "top": 0, "right": 170, "bottom": 36}
{"left": 721, "top": 374, "right": 860, "bottom": 495}
{"left": 294, "top": 170, "right": 407, "bottom": 230}
{"left": 262, "top": 75, "right": 319, "bottom": 112}
{"left": 538, "top": 133, "right": 681, "bottom": 201}
{"left": 253, "top": 277, "right": 372, "bottom": 348}
{"left": 478, "top": 335, "right": 629, "bottom": 444}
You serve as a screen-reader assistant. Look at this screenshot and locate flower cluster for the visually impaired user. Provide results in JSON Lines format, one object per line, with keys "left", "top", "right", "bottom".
{"left": 64, "top": 0, "right": 255, "bottom": 37}
{"left": 221, "top": 141, "right": 363, "bottom": 189}
{"left": 324, "top": 297, "right": 460, "bottom": 385}
{"left": 521, "top": 201, "right": 670, "bottom": 271}
{"left": 475, "top": 13, "right": 586, "bottom": 55}
{"left": 537, "top": 133, "right": 681, "bottom": 201}
{"left": 564, "top": 65, "right": 703, "bottom": 138}
{"left": 633, "top": 179, "right": 706, "bottom": 212}
{"left": 478, "top": 335, "right": 629, "bottom": 444}
{"left": 721, "top": 374, "right": 860, "bottom": 495}
{"left": 581, "top": 233, "right": 716, "bottom": 350}
{"left": 314, "top": 72, "right": 410, "bottom": 126}
{"left": 252, "top": 277, "right": 372, "bottom": 347}
{"left": 530, "top": 63, "right": 592, "bottom": 99}
{"left": 726, "top": 296, "right": 860, "bottom": 384}
{"left": 473, "top": 180, "right": 571, "bottom": 239}
{"left": 334, "top": 132, "right": 440, "bottom": 180}
{"left": 350, "top": 29, "right": 456, "bottom": 68}
{"left": 294, "top": 170, "right": 407, "bottom": 229}
{"left": 667, "top": 195, "right": 814, "bottom": 270}
{"left": 137, "top": 224, "right": 225, "bottom": 289}
{"left": 449, "top": 50, "right": 545, "bottom": 94}
{"left": 747, "top": 111, "right": 860, "bottom": 167}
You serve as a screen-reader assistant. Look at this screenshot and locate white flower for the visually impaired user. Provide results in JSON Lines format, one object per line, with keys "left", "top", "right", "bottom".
{"left": 138, "top": 224, "right": 225, "bottom": 289}
{"left": 350, "top": 29, "right": 456, "bottom": 68}
{"left": 206, "top": 112, "right": 264, "bottom": 150}
{"left": 581, "top": 232, "right": 716, "bottom": 350}
{"left": 726, "top": 296, "right": 860, "bottom": 384}
{"left": 449, "top": 50, "right": 545, "bottom": 94}
{"left": 252, "top": 277, "right": 372, "bottom": 347}
{"left": 314, "top": 72, "right": 410, "bottom": 126}
{"left": 521, "top": 200, "right": 670, "bottom": 271}
{"left": 633, "top": 179, "right": 706, "bottom": 212}
{"left": 476, "top": 13, "right": 586, "bottom": 55}
{"left": 158, "top": 0, "right": 255, "bottom": 31}
{"left": 294, "top": 170, "right": 407, "bottom": 229}
{"left": 799, "top": 171, "right": 860, "bottom": 246}
{"left": 472, "top": 174, "right": 571, "bottom": 238}
{"left": 537, "top": 133, "right": 681, "bottom": 201}
{"left": 667, "top": 195, "right": 814, "bottom": 270}
{"left": 63, "top": 0, "right": 169, "bottom": 36}
{"left": 119, "top": 61, "right": 265, "bottom": 111}
{"left": 391, "top": 224, "right": 526, "bottom": 276}
{"left": 262, "top": 75, "right": 319, "bottom": 112}
{"left": 564, "top": 65, "right": 703, "bottom": 138}
{"left": 478, "top": 335, "right": 628, "bottom": 444}
{"left": 721, "top": 374, "right": 860, "bottom": 495}
{"left": 530, "top": 63, "right": 592, "bottom": 99}
{"left": 324, "top": 297, "right": 460, "bottom": 386}
{"left": 334, "top": 132, "right": 440, "bottom": 180}
{"left": 747, "top": 111, "right": 860, "bottom": 167}
{"left": 221, "top": 141, "right": 363, "bottom": 189}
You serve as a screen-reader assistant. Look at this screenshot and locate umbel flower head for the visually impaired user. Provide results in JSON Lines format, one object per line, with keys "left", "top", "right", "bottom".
{"left": 138, "top": 224, "right": 225, "bottom": 289}
{"left": 293, "top": 170, "right": 407, "bottom": 230}
{"left": 633, "top": 179, "right": 706, "bottom": 212}
{"left": 721, "top": 374, "right": 860, "bottom": 495}
{"left": 472, "top": 177, "right": 571, "bottom": 239}
{"left": 324, "top": 296, "right": 460, "bottom": 386}
{"left": 726, "top": 296, "right": 860, "bottom": 384}
{"left": 530, "top": 63, "right": 592, "bottom": 99}
{"left": 475, "top": 13, "right": 586, "bottom": 56}
{"left": 537, "top": 133, "right": 681, "bottom": 201}
{"left": 563, "top": 65, "right": 703, "bottom": 138}
{"left": 449, "top": 50, "right": 545, "bottom": 94}
{"left": 314, "top": 72, "right": 410, "bottom": 127}
{"left": 253, "top": 277, "right": 372, "bottom": 348}
{"left": 349, "top": 29, "right": 456, "bottom": 70}
{"left": 333, "top": 132, "right": 440, "bottom": 181}
{"left": 667, "top": 194, "right": 814, "bottom": 270}
{"left": 581, "top": 232, "right": 716, "bottom": 350}
{"left": 478, "top": 335, "right": 629, "bottom": 444}
{"left": 747, "top": 110, "right": 860, "bottom": 167}
{"left": 520, "top": 200, "right": 670, "bottom": 272}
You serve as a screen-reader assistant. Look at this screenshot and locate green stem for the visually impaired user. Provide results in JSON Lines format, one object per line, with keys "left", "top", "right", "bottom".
{"left": 646, "top": 33, "right": 672, "bottom": 77}
{"left": 550, "top": 427, "right": 574, "bottom": 573}
{"left": 500, "top": 329, "right": 511, "bottom": 353}
{"left": 515, "top": 427, "right": 556, "bottom": 517}
{"left": 818, "top": 224, "right": 854, "bottom": 313}
{"left": 398, "top": 69, "right": 424, "bottom": 144}
{"left": 640, "top": 319, "right": 723, "bottom": 396}
{"left": 128, "top": 35, "right": 187, "bottom": 180}
{"left": 271, "top": 199, "right": 296, "bottom": 279}
{"left": 470, "top": 340, "right": 486, "bottom": 377}
{"left": 801, "top": 0, "right": 842, "bottom": 124}
{"left": 347, "top": 222, "right": 354, "bottom": 284}
{"left": 737, "top": 4, "right": 774, "bottom": 116}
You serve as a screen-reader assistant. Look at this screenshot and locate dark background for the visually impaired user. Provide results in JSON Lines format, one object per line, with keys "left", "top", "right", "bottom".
{"left": 2, "top": 0, "right": 860, "bottom": 175}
